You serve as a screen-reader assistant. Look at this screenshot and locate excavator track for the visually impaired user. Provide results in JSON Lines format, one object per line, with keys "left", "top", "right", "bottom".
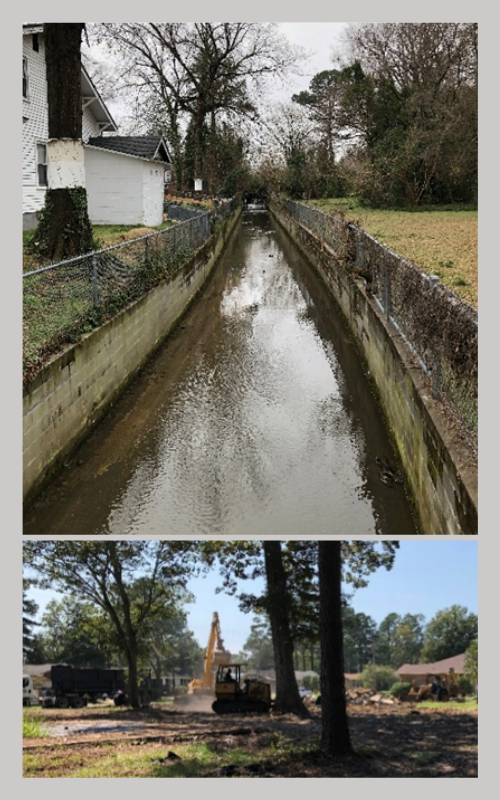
{"left": 212, "top": 699, "right": 270, "bottom": 715}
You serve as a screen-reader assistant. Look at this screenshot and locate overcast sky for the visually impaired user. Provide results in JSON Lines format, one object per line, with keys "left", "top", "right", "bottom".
{"left": 90, "top": 22, "right": 350, "bottom": 127}
{"left": 278, "top": 22, "right": 348, "bottom": 86}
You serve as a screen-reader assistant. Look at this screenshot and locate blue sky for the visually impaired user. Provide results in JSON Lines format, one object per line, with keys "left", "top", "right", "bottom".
{"left": 26, "top": 540, "right": 477, "bottom": 656}
{"left": 185, "top": 540, "right": 478, "bottom": 653}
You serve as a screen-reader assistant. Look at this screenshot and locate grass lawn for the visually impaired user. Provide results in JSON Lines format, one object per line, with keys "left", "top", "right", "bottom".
{"left": 306, "top": 199, "right": 478, "bottom": 309}
{"left": 23, "top": 220, "right": 175, "bottom": 273}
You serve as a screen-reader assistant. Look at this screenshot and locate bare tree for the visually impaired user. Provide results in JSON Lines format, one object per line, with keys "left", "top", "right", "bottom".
{"left": 91, "top": 23, "right": 305, "bottom": 192}
{"left": 335, "top": 23, "right": 478, "bottom": 205}
{"left": 342, "top": 23, "right": 477, "bottom": 91}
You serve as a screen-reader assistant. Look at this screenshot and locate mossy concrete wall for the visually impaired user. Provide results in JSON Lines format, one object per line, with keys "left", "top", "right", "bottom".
{"left": 270, "top": 201, "right": 477, "bottom": 535}
{"left": 23, "top": 207, "right": 242, "bottom": 506}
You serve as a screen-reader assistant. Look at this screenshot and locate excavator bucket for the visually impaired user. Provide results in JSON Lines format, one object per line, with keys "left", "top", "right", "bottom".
{"left": 213, "top": 648, "right": 231, "bottom": 667}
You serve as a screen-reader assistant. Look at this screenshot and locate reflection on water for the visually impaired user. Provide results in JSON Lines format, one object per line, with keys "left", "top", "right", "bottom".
{"left": 24, "top": 208, "right": 420, "bottom": 536}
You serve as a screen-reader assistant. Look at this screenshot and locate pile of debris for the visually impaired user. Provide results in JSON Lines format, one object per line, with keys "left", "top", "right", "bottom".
{"left": 346, "top": 687, "right": 399, "bottom": 706}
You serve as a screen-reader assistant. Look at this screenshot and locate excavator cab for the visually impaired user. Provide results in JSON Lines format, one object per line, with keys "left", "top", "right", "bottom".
{"left": 214, "top": 664, "right": 241, "bottom": 701}
{"left": 212, "top": 663, "right": 272, "bottom": 714}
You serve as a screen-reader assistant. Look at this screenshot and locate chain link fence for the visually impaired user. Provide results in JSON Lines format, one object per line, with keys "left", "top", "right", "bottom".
{"left": 286, "top": 200, "right": 478, "bottom": 445}
{"left": 23, "top": 199, "right": 238, "bottom": 381}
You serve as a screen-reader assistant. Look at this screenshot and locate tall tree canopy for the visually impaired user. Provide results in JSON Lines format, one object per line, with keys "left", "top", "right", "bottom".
{"left": 421, "top": 605, "right": 478, "bottom": 662}
{"left": 201, "top": 540, "right": 398, "bottom": 716}
{"left": 93, "top": 23, "right": 303, "bottom": 192}
{"left": 342, "top": 608, "right": 377, "bottom": 673}
{"left": 376, "top": 612, "right": 425, "bottom": 668}
{"left": 23, "top": 541, "right": 198, "bottom": 707}
{"left": 39, "top": 596, "right": 112, "bottom": 667}
{"left": 337, "top": 22, "right": 478, "bottom": 205}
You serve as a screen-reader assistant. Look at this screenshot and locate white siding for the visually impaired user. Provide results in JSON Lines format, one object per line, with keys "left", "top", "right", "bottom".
{"left": 142, "top": 162, "right": 165, "bottom": 227}
{"left": 85, "top": 148, "right": 145, "bottom": 225}
{"left": 82, "top": 104, "right": 102, "bottom": 141}
{"left": 23, "top": 31, "right": 107, "bottom": 220}
{"left": 22, "top": 33, "right": 48, "bottom": 214}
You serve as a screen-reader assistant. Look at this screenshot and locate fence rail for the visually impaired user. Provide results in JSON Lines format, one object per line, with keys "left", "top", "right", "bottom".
{"left": 286, "top": 200, "right": 478, "bottom": 444}
{"left": 23, "top": 199, "right": 237, "bottom": 380}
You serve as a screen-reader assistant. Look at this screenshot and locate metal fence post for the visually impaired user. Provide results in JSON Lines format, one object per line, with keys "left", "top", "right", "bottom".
{"left": 371, "top": 243, "right": 376, "bottom": 292}
{"left": 428, "top": 275, "right": 441, "bottom": 398}
{"left": 92, "top": 255, "right": 99, "bottom": 308}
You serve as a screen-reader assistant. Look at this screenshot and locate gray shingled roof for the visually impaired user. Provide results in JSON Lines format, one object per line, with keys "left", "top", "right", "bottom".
{"left": 87, "top": 136, "right": 172, "bottom": 164}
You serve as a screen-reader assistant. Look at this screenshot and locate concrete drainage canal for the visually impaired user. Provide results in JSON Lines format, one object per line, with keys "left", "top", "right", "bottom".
{"left": 24, "top": 206, "right": 422, "bottom": 536}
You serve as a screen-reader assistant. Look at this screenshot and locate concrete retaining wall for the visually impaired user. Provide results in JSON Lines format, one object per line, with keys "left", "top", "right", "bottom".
{"left": 23, "top": 206, "right": 242, "bottom": 505}
{"left": 270, "top": 201, "right": 477, "bottom": 535}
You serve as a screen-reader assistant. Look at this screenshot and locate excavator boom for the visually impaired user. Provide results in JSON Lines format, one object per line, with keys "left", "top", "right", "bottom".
{"left": 188, "top": 612, "right": 231, "bottom": 695}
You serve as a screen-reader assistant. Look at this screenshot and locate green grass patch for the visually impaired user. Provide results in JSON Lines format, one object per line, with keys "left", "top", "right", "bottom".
{"left": 23, "top": 714, "right": 46, "bottom": 738}
{"left": 417, "top": 699, "right": 477, "bottom": 710}
{"left": 22, "top": 730, "right": 320, "bottom": 778}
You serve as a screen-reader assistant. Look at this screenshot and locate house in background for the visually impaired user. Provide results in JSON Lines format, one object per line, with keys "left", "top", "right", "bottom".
{"left": 396, "top": 653, "right": 466, "bottom": 687}
{"left": 23, "top": 24, "right": 173, "bottom": 231}
{"left": 344, "top": 672, "right": 362, "bottom": 689}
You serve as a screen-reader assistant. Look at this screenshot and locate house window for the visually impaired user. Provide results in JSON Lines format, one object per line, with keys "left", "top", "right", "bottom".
{"left": 32, "top": 33, "right": 39, "bottom": 52}
{"left": 23, "top": 56, "right": 28, "bottom": 99}
{"left": 36, "top": 143, "right": 48, "bottom": 186}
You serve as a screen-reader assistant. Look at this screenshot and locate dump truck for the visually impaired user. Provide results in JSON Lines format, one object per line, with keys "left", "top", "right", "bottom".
{"left": 187, "top": 612, "right": 232, "bottom": 696}
{"left": 212, "top": 663, "right": 272, "bottom": 714}
{"left": 39, "top": 665, "right": 128, "bottom": 708}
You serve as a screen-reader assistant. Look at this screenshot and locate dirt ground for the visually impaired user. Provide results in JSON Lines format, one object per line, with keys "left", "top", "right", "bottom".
{"left": 23, "top": 700, "right": 478, "bottom": 778}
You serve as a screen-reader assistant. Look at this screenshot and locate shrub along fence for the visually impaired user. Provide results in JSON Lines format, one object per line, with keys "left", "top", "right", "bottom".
{"left": 23, "top": 199, "right": 238, "bottom": 382}
{"left": 286, "top": 200, "right": 478, "bottom": 446}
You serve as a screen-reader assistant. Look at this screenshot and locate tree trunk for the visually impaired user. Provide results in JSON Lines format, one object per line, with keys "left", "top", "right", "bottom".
{"left": 263, "top": 541, "right": 309, "bottom": 717}
{"left": 125, "top": 645, "right": 140, "bottom": 708}
{"left": 318, "top": 541, "right": 353, "bottom": 755}
{"left": 34, "top": 24, "right": 94, "bottom": 261}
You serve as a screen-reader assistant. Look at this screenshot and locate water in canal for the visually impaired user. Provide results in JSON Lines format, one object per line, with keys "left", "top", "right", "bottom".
{"left": 24, "top": 207, "right": 421, "bottom": 536}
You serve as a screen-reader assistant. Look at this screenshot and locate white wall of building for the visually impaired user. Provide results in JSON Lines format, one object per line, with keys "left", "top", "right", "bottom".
{"left": 23, "top": 30, "right": 104, "bottom": 225}
{"left": 142, "top": 162, "right": 165, "bottom": 227}
{"left": 85, "top": 147, "right": 165, "bottom": 227}
{"left": 22, "top": 32, "right": 48, "bottom": 216}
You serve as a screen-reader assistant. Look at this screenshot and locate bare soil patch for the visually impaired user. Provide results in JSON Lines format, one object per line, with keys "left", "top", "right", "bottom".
{"left": 23, "top": 701, "right": 478, "bottom": 778}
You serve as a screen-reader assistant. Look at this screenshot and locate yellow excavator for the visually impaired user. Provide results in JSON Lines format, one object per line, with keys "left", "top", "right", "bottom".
{"left": 187, "top": 612, "right": 232, "bottom": 696}
{"left": 186, "top": 612, "right": 272, "bottom": 714}
{"left": 409, "top": 668, "right": 459, "bottom": 702}
{"left": 212, "top": 663, "right": 272, "bottom": 714}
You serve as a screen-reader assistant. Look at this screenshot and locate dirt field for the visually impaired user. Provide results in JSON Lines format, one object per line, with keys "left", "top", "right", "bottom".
{"left": 23, "top": 700, "right": 478, "bottom": 778}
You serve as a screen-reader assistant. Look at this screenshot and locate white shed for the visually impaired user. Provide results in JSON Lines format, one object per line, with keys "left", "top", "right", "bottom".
{"left": 85, "top": 136, "right": 172, "bottom": 228}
